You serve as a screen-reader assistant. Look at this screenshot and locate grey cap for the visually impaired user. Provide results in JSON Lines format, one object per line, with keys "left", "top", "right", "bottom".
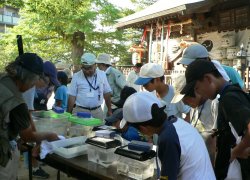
{"left": 178, "top": 44, "right": 209, "bottom": 65}
{"left": 80, "top": 53, "right": 96, "bottom": 65}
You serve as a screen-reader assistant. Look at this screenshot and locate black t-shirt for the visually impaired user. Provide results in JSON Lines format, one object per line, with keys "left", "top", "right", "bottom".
{"left": 8, "top": 103, "right": 30, "bottom": 140}
{"left": 216, "top": 85, "right": 250, "bottom": 179}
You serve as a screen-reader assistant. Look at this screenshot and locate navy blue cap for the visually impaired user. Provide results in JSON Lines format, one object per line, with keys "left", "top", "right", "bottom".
{"left": 113, "top": 86, "right": 137, "bottom": 108}
{"left": 16, "top": 53, "right": 43, "bottom": 75}
{"left": 43, "top": 61, "right": 60, "bottom": 86}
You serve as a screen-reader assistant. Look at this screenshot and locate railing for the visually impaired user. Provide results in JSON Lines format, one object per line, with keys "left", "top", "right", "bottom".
{"left": 0, "top": 14, "right": 19, "bottom": 25}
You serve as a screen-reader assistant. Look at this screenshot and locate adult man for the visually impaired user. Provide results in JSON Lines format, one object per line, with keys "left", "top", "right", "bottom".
{"left": 22, "top": 71, "right": 52, "bottom": 178}
{"left": 96, "top": 53, "right": 126, "bottom": 111}
{"left": 126, "top": 63, "right": 143, "bottom": 91}
{"left": 121, "top": 91, "right": 215, "bottom": 180}
{"left": 182, "top": 60, "right": 250, "bottom": 180}
{"left": 0, "top": 53, "right": 59, "bottom": 179}
{"left": 135, "top": 63, "right": 190, "bottom": 121}
{"left": 67, "top": 53, "right": 112, "bottom": 120}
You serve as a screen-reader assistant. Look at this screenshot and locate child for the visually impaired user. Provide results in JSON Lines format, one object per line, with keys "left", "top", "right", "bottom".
{"left": 105, "top": 108, "right": 146, "bottom": 142}
{"left": 54, "top": 71, "right": 68, "bottom": 110}
{"left": 135, "top": 63, "right": 190, "bottom": 122}
{"left": 181, "top": 59, "right": 250, "bottom": 179}
{"left": 121, "top": 91, "right": 215, "bottom": 180}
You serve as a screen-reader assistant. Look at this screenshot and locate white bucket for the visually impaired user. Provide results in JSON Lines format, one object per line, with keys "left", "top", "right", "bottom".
{"left": 222, "top": 34, "right": 235, "bottom": 47}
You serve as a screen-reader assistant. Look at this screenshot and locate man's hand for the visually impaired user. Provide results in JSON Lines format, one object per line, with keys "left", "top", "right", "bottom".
{"left": 107, "top": 110, "right": 112, "bottom": 116}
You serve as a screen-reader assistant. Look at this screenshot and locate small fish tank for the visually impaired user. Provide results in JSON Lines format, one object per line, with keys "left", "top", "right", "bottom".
{"left": 85, "top": 136, "right": 121, "bottom": 167}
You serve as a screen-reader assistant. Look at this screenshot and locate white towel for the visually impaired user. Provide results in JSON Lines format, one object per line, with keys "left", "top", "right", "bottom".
{"left": 40, "top": 135, "right": 65, "bottom": 159}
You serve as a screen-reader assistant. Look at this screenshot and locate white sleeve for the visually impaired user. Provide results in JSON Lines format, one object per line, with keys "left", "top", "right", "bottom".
{"left": 67, "top": 74, "right": 78, "bottom": 96}
{"left": 102, "top": 72, "right": 112, "bottom": 94}
{"left": 22, "top": 86, "right": 36, "bottom": 110}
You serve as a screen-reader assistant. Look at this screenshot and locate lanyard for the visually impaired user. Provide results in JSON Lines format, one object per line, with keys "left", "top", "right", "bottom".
{"left": 84, "top": 74, "right": 99, "bottom": 91}
{"left": 191, "top": 101, "right": 206, "bottom": 128}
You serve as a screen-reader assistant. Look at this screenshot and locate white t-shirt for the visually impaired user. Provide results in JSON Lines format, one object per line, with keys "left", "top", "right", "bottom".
{"left": 174, "top": 118, "right": 215, "bottom": 180}
{"left": 68, "top": 69, "right": 112, "bottom": 108}
{"left": 22, "top": 86, "right": 36, "bottom": 110}
{"left": 161, "top": 85, "right": 190, "bottom": 118}
{"left": 126, "top": 70, "right": 141, "bottom": 92}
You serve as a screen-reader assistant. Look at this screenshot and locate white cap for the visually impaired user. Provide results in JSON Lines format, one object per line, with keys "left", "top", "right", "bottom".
{"left": 81, "top": 53, "right": 96, "bottom": 65}
{"left": 211, "top": 60, "right": 230, "bottom": 81}
{"left": 134, "top": 63, "right": 165, "bottom": 85}
{"left": 178, "top": 44, "right": 208, "bottom": 65}
{"left": 171, "top": 74, "right": 186, "bottom": 103}
{"left": 96, "top": 53, "right": 112, "bottom": 65}
{"left": 120, "top": 92, "right": 163, "bottom": 128}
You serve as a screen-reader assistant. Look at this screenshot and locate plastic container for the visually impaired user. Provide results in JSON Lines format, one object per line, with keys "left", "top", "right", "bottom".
{"left": 68, "top": 125, "right": 94, "bottom": 137}
{"left": 76, "top": 112, "right": 91, "bottom": 118}
{"left": 86, "top": 137, "right": 121, "bottom": 167}
{"left": 52, "top": 106, "right": 65, "bottom": 114}
{"left": 51, "top": 136, "right": 88, "bottom": 158}
{"left": 68, "top": 116, "right": 103, "bottom": 137}
{"left": 116, "top": 156, "right": 155, "bottom": 180}
{"left": 32, "top": 110, "right": 70, "bottom": 136}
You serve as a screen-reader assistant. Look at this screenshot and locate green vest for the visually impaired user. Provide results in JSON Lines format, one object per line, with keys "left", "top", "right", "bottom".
{"left": 0, "top": 74, "right": 24, "bottom": 167}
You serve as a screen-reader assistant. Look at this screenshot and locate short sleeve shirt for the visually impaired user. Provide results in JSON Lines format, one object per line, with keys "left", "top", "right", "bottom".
{"left": 217, "top": 85, "right": 250, "bottom": 179}
{"left": 158, "top": 118, "right": 215, "bottom": 180}
{"left": 54, "top": 85, "right": 68, "bottom": 110}
{"left": 9, "top": 103, "right": 30, "bottom": 140}
{"left": 22, "top": 86, "right": 36, "bottom": 110}
{"left": 161, "top": 85, "right": 190, "bottom": 118}
{"left": 106, "top": 67, "right": 126, "bottom": 102}
{"left": 126, "top": 70, "right": 141, "bottom": 92}
{"left": 68, "top": 69, "right": 112, "bottom": 108}
{"left": 222, "top": 65, "right": 244, "bottom": 89}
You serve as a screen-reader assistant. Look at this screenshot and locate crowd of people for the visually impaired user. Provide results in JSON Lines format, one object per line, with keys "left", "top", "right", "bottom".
{"left": 0, "top": 44, "right": 250, "bottom": 180}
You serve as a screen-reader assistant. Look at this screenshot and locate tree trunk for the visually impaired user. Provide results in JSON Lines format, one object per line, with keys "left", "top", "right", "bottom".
{"left": 71, "top": 31, "right": 85, "bottom": 66}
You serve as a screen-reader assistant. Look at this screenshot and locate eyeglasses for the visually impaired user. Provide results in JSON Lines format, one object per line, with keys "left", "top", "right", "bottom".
{"left": 81, "top": 65, "right": 95, "bottom": 71}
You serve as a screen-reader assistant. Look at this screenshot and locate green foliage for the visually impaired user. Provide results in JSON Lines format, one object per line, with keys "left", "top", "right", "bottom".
{"left": 0, "top": 0, "right": 147, "bottom": 69}
{"left": 130, "top": 0, "right": 157, "bottom": 10}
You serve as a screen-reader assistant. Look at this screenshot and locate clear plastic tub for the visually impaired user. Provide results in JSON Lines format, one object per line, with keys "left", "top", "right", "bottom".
{"left": 116, "top": 156, "right": 155, "bottom": 180}
{"left": 68, "top": 116, "right": 103, "bottom": 137}
{"left": 32, "top": 110, "right": 70, "bottom": 136}
{"left": 87, "top": 145, "right": 118, "bottom": 167}
{"left": 68, "top": 125, "right": 94, "bottom": 137}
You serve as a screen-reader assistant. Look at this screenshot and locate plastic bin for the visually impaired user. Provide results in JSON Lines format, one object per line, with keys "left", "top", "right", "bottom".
{"left": 86, "top": 137, "right": 121, "bottom": 167}
{"left": 50, "top": 136, "right": 88, "bottom": 158}
{"left": 87, "top": 145, "right": 118, "bottom": 167}
{"left": 68, "top": 116, "right": 103, "bottom": 137}
{"left": 32, "top": 110, "right": 70, "bottom": 136}
{"left": 116, "top": 156, "right": 155, "bottom": 180}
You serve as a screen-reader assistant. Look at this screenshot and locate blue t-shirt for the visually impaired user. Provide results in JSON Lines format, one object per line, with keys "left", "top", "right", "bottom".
{"left": 222, "top": 65, "right": 244, "bottom": 89}
{"left": 54, "top": 85, "right": 68, "bottom": 110}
